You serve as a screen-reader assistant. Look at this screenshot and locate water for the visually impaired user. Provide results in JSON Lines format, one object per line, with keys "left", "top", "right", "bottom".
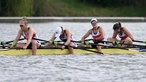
{"left": 1, "top": 55, "right": 146, "bottom": 82}
{"left": 0, "top": 22, "right": 146, "bottom": 82}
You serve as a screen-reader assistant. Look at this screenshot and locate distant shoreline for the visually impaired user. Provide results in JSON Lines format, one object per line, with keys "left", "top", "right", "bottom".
{"left": 0, "top": 17, "right": 145, "bottom": 23}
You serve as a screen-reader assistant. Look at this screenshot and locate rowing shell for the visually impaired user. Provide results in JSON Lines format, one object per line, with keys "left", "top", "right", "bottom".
{"left": 0, "top": 48, "right": 146, "bottom": 56}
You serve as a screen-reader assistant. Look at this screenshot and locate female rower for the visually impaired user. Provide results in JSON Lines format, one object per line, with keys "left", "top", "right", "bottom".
{"left": 46, "top": 26, "right": 76, "bottom": 54}
{"left": 80, "top": 18, "right": 105, "bottom": 53}
{"left": 107, "top": 22, "right": 134, "bottom": 47}
{"left": 10, "top": 16, "right": 40, "bottom": 55}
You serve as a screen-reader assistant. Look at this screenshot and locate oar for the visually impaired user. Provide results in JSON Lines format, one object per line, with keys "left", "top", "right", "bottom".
{"left": 101, "top": 40, "right": 146, "bottom": 48}
{"left": 37, "top": 39, "right": 93, "bottom": 43}
{"left": 0, "top": 38, "right": 25, "bottom": 49}
{"left": 72, "top": 39, "right": 145, "bottom": 48}
{"left": 0, "top": 45, "right": 9, "bottom": 47}
{"left": 74, "top": 40, "right": 138, "bottom": 51}
{"left": 0, "top": 38, "right": 24, "bottom": 45}
{"left": 32, "top": 38, "right": 94, "bottom": 43}
{"left": 71, "top": 40, "right": 115, "bottom": 47}
{"left": 69, "top": 40, "right": 128, "bottom": 50}
{"left": 32, "top": 38, "right": 63, "bottom": 43}
{"left": 133, "top": 40, "right": 146, "bottom": 44}
{"left": 75, "top": 39, "right": 146, "bottom": 45}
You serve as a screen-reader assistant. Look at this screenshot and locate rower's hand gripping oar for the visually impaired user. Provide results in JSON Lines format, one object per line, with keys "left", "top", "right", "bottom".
{"left": 0, "top": 38, "right": 24, "bottom": 48}
{"left": 102, "top": 40, "right": 146, "bottom": 48}
{"left": 0, "top": 38, "right": 24, "bottom": 45}
{"left": 76, "top": 40, "right": 130, "bottom": 51}
{"left": 71, "top": 39, "right": 142, "bottom": 48}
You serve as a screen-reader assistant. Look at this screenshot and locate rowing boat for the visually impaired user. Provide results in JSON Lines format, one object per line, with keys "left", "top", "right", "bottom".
{"left": 0, "top": 38, "right": 146, "bottom": 56}
{"left": 0, "top": 48, "right": 146, "bottom": 56}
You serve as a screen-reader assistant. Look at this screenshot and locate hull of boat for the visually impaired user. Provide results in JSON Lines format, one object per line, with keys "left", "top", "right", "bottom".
{"left": 0, "top": 48, "right": 146, "bottom": 56}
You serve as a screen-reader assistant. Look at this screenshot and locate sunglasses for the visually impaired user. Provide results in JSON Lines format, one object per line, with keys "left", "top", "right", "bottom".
{"left": 91, "top": 21, "right": 97, "bottom": 25}
{"left": 20, "top": 25, "right": 24, "bottom": 27}
{"left": 114, "top": 28, "right": 120, "bottom": 32}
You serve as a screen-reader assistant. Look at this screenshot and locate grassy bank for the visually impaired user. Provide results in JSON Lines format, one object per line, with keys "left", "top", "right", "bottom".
{"left": 1, "top": 0, "right": 146, "bottom": 16}
{"left": 34, "top": 0, "right": 146, "bottom": 17}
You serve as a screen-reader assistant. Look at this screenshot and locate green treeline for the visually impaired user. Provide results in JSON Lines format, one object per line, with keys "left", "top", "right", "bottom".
{"left": 0, "top": 0, "right": 146, "bottom": 16}
{"left": 0, "top": 0, "right": 34, "bottom": 16}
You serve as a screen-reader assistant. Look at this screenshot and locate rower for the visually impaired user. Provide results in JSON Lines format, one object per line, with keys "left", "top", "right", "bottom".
{"left": 80, "top": 18, "right": 105, "bottom": 53}
{"left": 10, "top": 16, "right": 40, "bottom": 55}
{"left": 107, "top": 22, "right": 134, "bottom": 47}
{"left": 46, "top": 26, "right": 76, "bottom": 54}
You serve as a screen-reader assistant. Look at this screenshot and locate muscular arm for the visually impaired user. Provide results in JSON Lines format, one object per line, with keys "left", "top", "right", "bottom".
{"left": 112, "top": 31, "right": 118, "bottom": 39}
{"left": 49, "top": 33, "right": 56, "bottom": 41}
{"left": 81, "top": 29, "right": 92, "bottom": 41}
{"left": 123, "top": 27, "right": 134, "bottom": 40}
{"left": 64, "top": 29, "right": 72, "bottom": 45}
{"left": 13, "top": 29, "right": 22, "bottom": 43}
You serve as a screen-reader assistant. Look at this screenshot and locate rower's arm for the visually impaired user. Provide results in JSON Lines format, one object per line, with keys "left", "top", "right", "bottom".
{"left": 15, "top": 29, "right": 22, "bottom": 41}
{"left": 123, "top": 27, "right": 134, "bottom": 40}
{"left": 12, "top": 29, "right": 22, "bottom": 47}
{"left": 49, "top": 33, "right": 56, "bottom": 41}
{"left": 112, "top": 31, "right": 118, "bottom": 39}
{"left": 81, "top": 29, "right": 91, "bottom": 41}
{"left": 64, "top": 30, "right": 71, "bottom": 45}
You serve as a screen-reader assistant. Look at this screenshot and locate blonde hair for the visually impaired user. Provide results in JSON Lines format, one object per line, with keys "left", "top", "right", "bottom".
{"left": 19, "top": 16, "right": 28, "bottom": 24}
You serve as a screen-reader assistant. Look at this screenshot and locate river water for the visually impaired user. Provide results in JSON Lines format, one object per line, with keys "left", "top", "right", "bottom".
{"left": 0, "top": 22, "right": 146, "bottom": 82}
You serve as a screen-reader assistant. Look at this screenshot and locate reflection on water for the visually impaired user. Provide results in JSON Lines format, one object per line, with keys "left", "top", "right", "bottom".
{"left": 0, "top": 22, "right": 146, "bottom": 82}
